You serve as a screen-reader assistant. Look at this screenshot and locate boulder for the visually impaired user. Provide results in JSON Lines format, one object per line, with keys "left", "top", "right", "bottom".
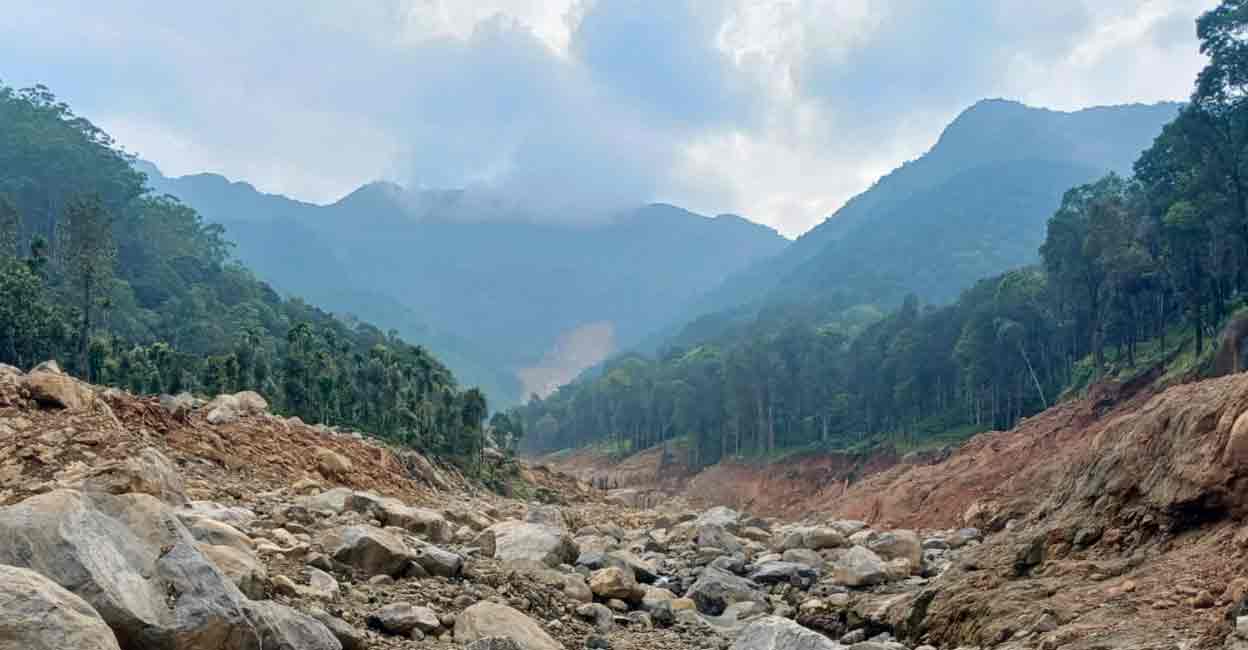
{"left": 0, "top": 490, "right": 336, "bottom": 650}
{"left": 589, "top": 566, "right": 641, "bottom": 601}
{"left": 305, "top": 567, "right": 340, "bottom": 600}
{"left": 0, "top": 564, "right": 122, "bottom": 650}
{"left": 324, "top": 525, "right": 411, "bottom": 577}
{"left": 732, "top": 616, "right": 841, "bottom": 650}
{"left": 22, "top": 365, "right": 93, "bottom": 410}
{"left": 524, "top": 504, "right": 568, "bottom": 530}
{"left": 454, "top": 602, "right": 562, "bottom": 650}
{"left": 84, "top": 447, "right": 189, "bottom": 506}
{"left": 608, "top": 549, "right": 659, "bottom": 583}
{"left": 197, "top": 543, "right": 267, "bottom": 599}
{"left": 803, "top": 527, "right": 847, "bottom": 550}
{"left": 487, "top": 521, "right": 579, "bottom": 568}
{"left": 308, "top": 608, "right": 366, "bottom": 650}
{"left": 344, "top": 492, "right": 454, "bottom": 543}
{"left": 234, "top": 390, "right": 268, "bottom": 414}
{"left": 396, "top": 450, "right": 449, "bottom": 490}
{"left": 563, "top": 573, "right": 594, "bottom": 603}
{"left": 696, "top": 506, "right": 741, "bottom": 532}
{"left": 315, "top": 448, "right": 353, "bottom": 479}
{"left": 576, "top": 602, "right": 615, "bottom": 632}
{"left": 867, "top": 530, "right": 922, "bottom": 568}
{"left": 749, "top": 561, "right": 818, "bottom": 586}
{"left": 834, "top": 546, "right": 887, "bottom": 587}
{"left": 465, "top": 526, "right": 494, "bottom": 556}
{"left": 158, "top": 393, "right": 194, "bottom": 419}
{"left": 410, "top": 543, "right": 464, "bottom": 578}
{"left": 205, "top": 394, "right": 242, "bottom": 424}
{"left": 687, "top": 567, "right": 768, "bottom": 616}
{"left": 781, "top": 548, "right": 823, "bottom": 568}
{"left": 466, "top": 640, "right": 523, "bottom": 650}
{"left": 696, "top": 523, "right": 743, "bottom": 554}
{"left": 0, "top": 363, "right": 22, "bottom": 407}
{"left": 301, "top": 488, "right": 356, "bottom": 514}
{"left": 183, "top": 501, "right": 257, "bottom": 528}
{"left": 181, "top": 516, "right": 254, "bottom": 552}
{"left": 366, "top": 603, "right": 441, "bottom": 636}
{"left": 242, "top": 599, "right": 341, "bottom": 650}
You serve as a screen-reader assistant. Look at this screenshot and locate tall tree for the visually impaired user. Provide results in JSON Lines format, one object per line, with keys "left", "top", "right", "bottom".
{"left": 0, "top": 195, "right": 18, "bottom": 257}
{"left": 57, "top": 194, "right": 115, "bottom": 378}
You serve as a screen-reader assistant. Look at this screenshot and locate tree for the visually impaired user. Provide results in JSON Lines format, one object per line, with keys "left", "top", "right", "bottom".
{"left": 0, "top": 195, "right": 18, "bottom": 257}
{"left": 57, "top": 194, "right": 116, "bottom": 378}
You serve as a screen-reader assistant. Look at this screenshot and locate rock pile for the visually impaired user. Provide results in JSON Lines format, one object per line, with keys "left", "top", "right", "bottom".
{"left": 9, "top": 360, "right": 1248, "bottom": 649}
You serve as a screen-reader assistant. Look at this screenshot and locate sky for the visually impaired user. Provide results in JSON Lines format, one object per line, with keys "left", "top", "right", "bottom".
{"left": 1, "top": 0, "right": 1217, "bottom": 237}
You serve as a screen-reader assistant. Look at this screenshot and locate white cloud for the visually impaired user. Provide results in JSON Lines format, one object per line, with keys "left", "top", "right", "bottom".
{"left": 0, "top": 0, "right": 1217, "bottom": 236}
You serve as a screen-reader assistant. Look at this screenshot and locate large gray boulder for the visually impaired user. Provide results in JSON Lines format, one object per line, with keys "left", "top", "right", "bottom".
{"left": 749, "top": 561, "right": 818, "bottom": 586}
{"left": 695, "top": 523, "right": 743, "bottom": 554}
{"left": 0, "top": 490, "right": 339, "bottom": 650}
{"left": 454, "top": 602, "right": 562, "bottom": 650}
{"left": 410, "top": 542, "right": 464, "bottom": 578}
{"left": 308, "top": 608, "right": 366, "bottom": 650}
{"left": 731, "top": 616, "right": 841, "bottom": 650}
{"left": 243, "top": 600, "right": 341, "bottom": 650}
{"left": 344, "top": 492, "right": 453, "bottom": 543}
{"left": 323, "top": 525, "right": 411, "bottom": 577}
{"left": 833, "top": 546, "right": 887, "bottom": 587}
{"left": 180, "top": 516, "right": 254, "bottom": 552}
{"left": 687, "top": 567, "right": 768, "bottom": 616}
{"left": 197, "top": 544, "right": 267, "bottom": 599}
{"left": 867, "top": 530, "right": 922, "bottom": 568}
{"left": 487, "top": 521, "right": 579, "bottom": 568}
{"left": 366, "top": 602, "right": 440, "bottom": 636}
{"left": 0, "top": 564, "right": 122, "bottom": 650}
{"left": 204, "top": 391, "right": 269, "bottom": 425}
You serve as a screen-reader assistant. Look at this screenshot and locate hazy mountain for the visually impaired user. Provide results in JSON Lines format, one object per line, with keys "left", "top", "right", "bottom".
{"left": 139, "top": 163, "right": 788, "bottom": 404}
{"left": 661, "top": 99, "right": 1182, "bottom": 346}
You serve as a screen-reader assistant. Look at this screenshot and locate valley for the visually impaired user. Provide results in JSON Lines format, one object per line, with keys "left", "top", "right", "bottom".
{"left": 4, "top": 2, "right": 1247, "bottom": 648}
{"left": 5, "top": 339, "right": 1248, "bottom": 649}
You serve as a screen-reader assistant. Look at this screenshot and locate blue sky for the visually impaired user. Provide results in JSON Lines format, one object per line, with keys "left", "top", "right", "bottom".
{"left": 1, "top": 0, "right": 1216, "bottom": 236}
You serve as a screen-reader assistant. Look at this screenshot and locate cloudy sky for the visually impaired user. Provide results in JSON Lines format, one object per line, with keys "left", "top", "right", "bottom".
{"left": 2, "top": 1, "right": 1215, "bottom": 236}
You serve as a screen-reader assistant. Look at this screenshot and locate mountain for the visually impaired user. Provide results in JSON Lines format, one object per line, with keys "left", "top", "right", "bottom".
{"left": 671, "top": 99, "right": 1183, "bottom": 343}
{"left": 139, "top": 164, "right": 789, "bottom": 404}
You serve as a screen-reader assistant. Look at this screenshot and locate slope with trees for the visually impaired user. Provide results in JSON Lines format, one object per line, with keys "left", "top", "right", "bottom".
{"left": 661, "top": 99, "right": 1182, "bottom": 350}
{"left": 0, "top": 83, "right": 495, "bottom": 466}
{"left": 515, "top": 2, "right": 1248, "bottom": 470}
{"left": 141, "top": 166, "right": 791, "bottom": 406}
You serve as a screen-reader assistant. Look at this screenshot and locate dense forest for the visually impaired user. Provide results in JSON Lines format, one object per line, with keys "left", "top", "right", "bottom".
{"left": 0, "top": 83, "right": 509, "bottom": 466}
{"left": 512, "top": 3, "right": 1248, "bottom": 468}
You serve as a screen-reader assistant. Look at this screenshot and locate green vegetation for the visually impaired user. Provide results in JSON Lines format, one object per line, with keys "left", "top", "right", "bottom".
{"left": 143, "top": 167, "right": 790, "bottom": 407}
{"left": 0, "top": 83, "right": 499, "bottom": 467}
{"left": 513, "top": 1, "right": 1248, "bottom": 470}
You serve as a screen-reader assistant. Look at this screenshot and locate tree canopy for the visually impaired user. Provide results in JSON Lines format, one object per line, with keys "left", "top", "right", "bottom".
{"left": 0, "top": 81, "right": 494, "bottom": 466}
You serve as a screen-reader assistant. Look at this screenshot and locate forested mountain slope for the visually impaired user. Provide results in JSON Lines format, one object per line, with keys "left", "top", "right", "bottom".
{"left": 683, "top": 100, "right": 1181, "bottom": 329}
{"left": 141, "top": 167, "right": 789, "bottom": 405}
{"left": 0, "top": 83, "right": 498, "bottom": 463}
{"left": 515, "top": 15, "right": 1244, "bottom": 473}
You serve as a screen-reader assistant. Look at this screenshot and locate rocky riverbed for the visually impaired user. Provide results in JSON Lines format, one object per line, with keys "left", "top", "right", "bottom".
{"left": 4, "top": 360, "right": 1248, "bottom": 649}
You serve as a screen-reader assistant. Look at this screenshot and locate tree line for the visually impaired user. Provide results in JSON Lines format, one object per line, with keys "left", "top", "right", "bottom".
{"left": 510, "top": 1, "right": 1248, "bottom": 467}
{"left": 0, "top": 83, "right": 504, "bottom": 467}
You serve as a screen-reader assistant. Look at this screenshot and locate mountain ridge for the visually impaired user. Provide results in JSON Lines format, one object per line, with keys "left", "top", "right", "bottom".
{"left": 139, "top": 164, "right": 789, "bottom": 405}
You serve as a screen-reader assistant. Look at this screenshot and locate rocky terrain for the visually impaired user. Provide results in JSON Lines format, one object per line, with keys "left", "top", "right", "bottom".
{"left": 4, "top": 359, "right": 1248, "bottom": 649}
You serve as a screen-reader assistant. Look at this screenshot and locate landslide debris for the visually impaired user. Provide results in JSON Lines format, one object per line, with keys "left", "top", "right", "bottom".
{"left": 7, "top": 360, "right": 1248, "bottom": 649}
